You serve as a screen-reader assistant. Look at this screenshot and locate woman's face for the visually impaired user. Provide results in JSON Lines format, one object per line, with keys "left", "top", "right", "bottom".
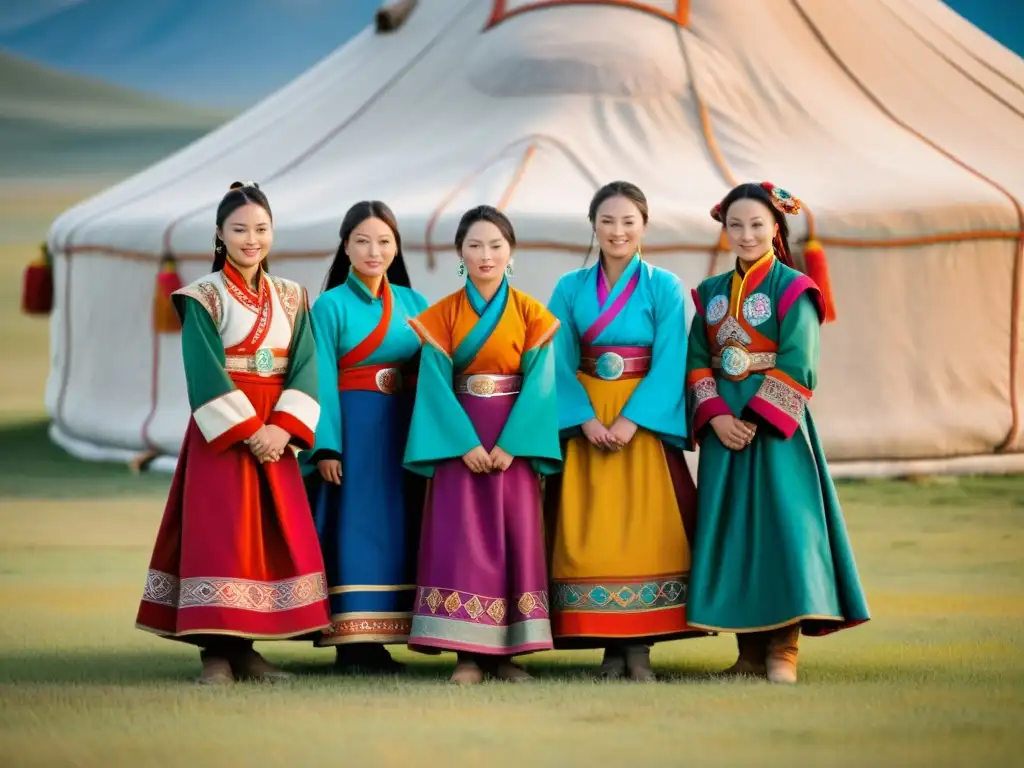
{"left": 345, "top": 216, "right": 397, "bottom": 279}
{"left": 594, "top": 195, "right": 645, "bottom": 262}
{"left": 724, "top": 198, "right": 777, "bottom": 266}
{"left": 460, "top": 220, "right": 511, "bottom": 285}
{"left": 219, "top": 203, "right": 273, "bottom": 270}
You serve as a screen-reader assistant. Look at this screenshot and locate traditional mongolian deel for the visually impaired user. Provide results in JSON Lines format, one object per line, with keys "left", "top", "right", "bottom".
{"left": 685, "top": 252, "right": 870, "bottom": 635}
{"left": 305, "top": 275, "right": 428, "bottom": 646}
{"left": 136, "top": 263, "right": 330, "bottom": 640}
{"left": 403, "top": 276, "right": 562, "bottom": 656}
{"left": 547, "top": 254, "right": 699, "bottom": 646}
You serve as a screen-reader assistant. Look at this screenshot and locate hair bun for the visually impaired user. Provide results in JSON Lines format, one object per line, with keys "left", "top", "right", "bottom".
{"left": 229, "top": 180, "right": 260, "bottom": 191}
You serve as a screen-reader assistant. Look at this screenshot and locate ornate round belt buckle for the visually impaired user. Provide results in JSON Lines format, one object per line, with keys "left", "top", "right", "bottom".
{"left": 375, "top": 367, "right": 400, "bottom": 394}
{"left": 720, "top": 346, "right": 751, "bottom": 377}
{"left": 254, "top": 348, "right": 275, "bottom": 376}
{"left": 595, "top": 352, "right": 625, "bottom": 381}
{"left": 468, "top": 375, "right": 497, "bottom": 397}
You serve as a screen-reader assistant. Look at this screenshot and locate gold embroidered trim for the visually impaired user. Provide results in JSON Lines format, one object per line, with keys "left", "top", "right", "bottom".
{"left": 224, "top": 354, "right": 289, "bottom": 375}
{"left": 175, "top": 281, "right": 223, "bottom": 327}
{"left": 141, "top": 569, "right": 326, "bottom": 613}
{"left": 755, "top": 376, "right": 808, "bottom": 421}
{"left": 270, "top": 276, "right": 302, "bottom": 330}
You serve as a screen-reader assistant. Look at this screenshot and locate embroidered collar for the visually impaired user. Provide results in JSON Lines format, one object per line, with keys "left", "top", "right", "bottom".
{"left": 730, "top": 251, "right": 774, "bottom": 318}
{"left": 223, "top": 260, "right": 267, "bottom": 313}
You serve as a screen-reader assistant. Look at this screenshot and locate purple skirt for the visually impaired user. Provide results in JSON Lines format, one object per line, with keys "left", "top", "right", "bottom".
{"left": 409, "top": 392, "right": 552, "bottom": 656}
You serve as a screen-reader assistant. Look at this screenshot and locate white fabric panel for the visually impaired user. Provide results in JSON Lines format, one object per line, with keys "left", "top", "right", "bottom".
{"left": 194, "top": 390, "right": 257, "bottom": 442}
{"left": 43, "top": 0, "right": 1024, "bottom": 471}
{"left": 273, "top": 390, "right": 321, "bottom": 435}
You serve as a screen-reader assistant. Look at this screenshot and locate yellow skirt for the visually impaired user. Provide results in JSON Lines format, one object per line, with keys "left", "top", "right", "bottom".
{"left": 549, "top": 373, "right": 693, "bottom": 643}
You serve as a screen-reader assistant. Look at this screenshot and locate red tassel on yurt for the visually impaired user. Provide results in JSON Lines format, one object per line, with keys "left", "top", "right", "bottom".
{"left": 21, "top": 244, "right": 54, "bottom": 315}
{"left": 803, "top": 239, "right": 836, "bottom": 323}
{"left": 154, "top": 255, "right": 183, "bottom": 333}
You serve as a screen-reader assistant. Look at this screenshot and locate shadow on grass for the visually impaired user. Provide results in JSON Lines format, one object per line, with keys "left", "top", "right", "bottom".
{"left": 0, "top": 420, "right": 170, "bottom": 499}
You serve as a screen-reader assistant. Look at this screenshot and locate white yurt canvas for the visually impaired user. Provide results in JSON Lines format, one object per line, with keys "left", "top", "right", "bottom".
{"left": 44, "top": 0, "right": 1024, "bottom": 476}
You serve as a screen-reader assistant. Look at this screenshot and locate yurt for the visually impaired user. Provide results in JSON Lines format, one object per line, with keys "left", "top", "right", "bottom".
{"left": 37, "top": 0, "right": 1024, "bottom": 476}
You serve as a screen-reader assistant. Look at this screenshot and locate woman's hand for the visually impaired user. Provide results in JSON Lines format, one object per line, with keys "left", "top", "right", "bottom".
{"left": 608, "top": 417, "right": 638, "bottom": 448}
{"left": 462, "top": 446, "right": 493, "bottom": 473}
{"left": 710, "top": 415, "right": 756, "bottom": 451}
{"left": 318, "top": 459, "right": 343, "bottom": 484}
{"left": 582, "top": 418, "right": 619, "bottom": 451}
{"left": 489, "top": 446, "right": 514, "bottom": 472}
{"left": 246, "top": 426, "right": 273, "bottom": 460}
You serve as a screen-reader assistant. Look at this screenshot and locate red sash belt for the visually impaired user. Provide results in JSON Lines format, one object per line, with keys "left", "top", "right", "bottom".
{"left": 339, "top": 362, "right": 416, "bottom": 394}
{"left": 579, "top": 344, "right": 652, "bottom": 381}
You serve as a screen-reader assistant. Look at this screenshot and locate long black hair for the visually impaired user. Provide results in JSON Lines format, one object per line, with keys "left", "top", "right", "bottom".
{"left": 323, "top": 201, "right": 410, "bottom": 292}
{"left": 585, "top": 180, "right": 649, "bottom": 265}
{"left": 211, "top": 181, "right": 272, "bottom": 273}
{"left": 454, "top": 205, "right": 517, "bottom": 252}
{"left": 715, "top": 182, "right": 792, "bottom": 262}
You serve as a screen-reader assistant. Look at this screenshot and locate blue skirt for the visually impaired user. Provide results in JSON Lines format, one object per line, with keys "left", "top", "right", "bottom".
{"left": 309, "top": 390, "right": 423, "bottom": 646}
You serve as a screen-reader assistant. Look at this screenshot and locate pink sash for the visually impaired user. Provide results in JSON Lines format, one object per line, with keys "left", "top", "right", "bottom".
{"left": 581, "top": 268, "right": 640, "bottom": 346}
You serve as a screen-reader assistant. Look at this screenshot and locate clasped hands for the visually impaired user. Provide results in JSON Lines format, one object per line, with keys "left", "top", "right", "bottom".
{"left": 581, "top": 416, "right": 637, "bottom": 452}
{"left": 462, "top": 445, "right": 514, "bottom": 474}
{"left": 710, "top": 414, "right": 757, "bottom": 451}
{"left": 245, "top": 424, "right": 292, "bottom": 464}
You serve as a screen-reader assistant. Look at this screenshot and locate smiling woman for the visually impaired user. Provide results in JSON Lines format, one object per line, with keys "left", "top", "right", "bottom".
{"left": 135, "top": 181, "right": 331, "bottom": 685}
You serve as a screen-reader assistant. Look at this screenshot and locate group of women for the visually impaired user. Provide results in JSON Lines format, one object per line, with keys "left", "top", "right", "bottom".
{"left": 135, "top": 178, "right": 871, "bottom": 687}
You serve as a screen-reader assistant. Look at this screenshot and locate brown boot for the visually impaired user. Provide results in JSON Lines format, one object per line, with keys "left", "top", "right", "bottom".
{"left": 716, "top": 632, "right": 768, "bottom": 678}
{"left": 450, "top": 654, "right": 485, "bottom": 685}
{"left": 493, "top": 657, "right": 532, "bottom": 682}
{"left": 624, "top": 644, "right": 657, "bottom": 683}
{"left": 766, "top": 624, "right": 800, "bottom": 685}
{"left": 596, "top": 645, "right": 626, "bottom": 680}
{"left": 228, "top": 645, "right": 293, "bottom": 682}
{"left": 196, "top": 650, "right": 234, "bottom": 685}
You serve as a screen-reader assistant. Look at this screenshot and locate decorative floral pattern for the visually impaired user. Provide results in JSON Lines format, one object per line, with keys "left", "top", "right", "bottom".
{"left": 691, "top": 375, "right": 720, "bottom": 406}
{"left": 755, "top": 375, "right": 808, "bottom": 422}
{"left": 715, "top": 315, "right": 752, "bottom": 347}
{"left": 417, "top": 587, "right": 548, "bottom": 625}
{"left": 705, "top": 294, "right": 729, "bottom": 325}
{"left": 142, "top": 570, "right": 326, "bottom": 613}
{"left": 270, "top": 276, "right": 302, "bottom": 329}
{"left": 742, "top": 292, "right": 773, "bottom": 327}
{"left": 552, "top": 577, "right": 687, "bottom": 612}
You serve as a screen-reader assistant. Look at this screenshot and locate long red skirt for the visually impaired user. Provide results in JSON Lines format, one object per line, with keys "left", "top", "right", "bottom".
{"left": 136, "top": 374, "right": 330, "bottom": 640}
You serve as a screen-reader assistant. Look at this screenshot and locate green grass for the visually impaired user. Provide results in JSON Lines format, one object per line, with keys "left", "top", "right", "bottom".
{"left": 1, "top": 479, "right": 1023, "bottom": 766}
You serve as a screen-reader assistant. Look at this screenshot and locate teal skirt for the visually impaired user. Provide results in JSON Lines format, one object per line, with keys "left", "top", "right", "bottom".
{"left": 688, "top": 410, "right": 870, "bottom": 636}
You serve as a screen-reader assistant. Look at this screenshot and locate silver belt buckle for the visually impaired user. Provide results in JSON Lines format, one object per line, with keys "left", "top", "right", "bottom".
{"left": 594, "top": 352, "right": 625, "bottom": 381}
{"left": 466, "top": 375, "right": 498, "bottom": 397}
{"left": 720, "top": 346, "right": 751, "bottom": 377}
{"left": 374, "top": 367, "right": 401, "bottom": 394}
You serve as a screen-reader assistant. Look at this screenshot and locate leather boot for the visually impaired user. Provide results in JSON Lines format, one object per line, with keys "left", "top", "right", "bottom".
{"left": 228, "top": 642, "right": 293, "bottom": 682}
{"left": 450, "top": 653, "right": 485, "bottom": 685}
{"left": 623, "top": 644, "right": 657, "bottom": 683}
{"left": 716, "top": 632, "right": 768, "bottom": 678}
{"left": 196, "top": 650, "right": 234, "bottom": 685}
{"left": 596, "top": 645, "right": 626, "bottom": 680}
{"left": 493, "top": 656, "right": 532, "bottom": 682}
{"left": 334, "top": 643, "right": 405, "bottom": 674}
{"left": 766, "top": 624, "right": 800, "bottom": 685}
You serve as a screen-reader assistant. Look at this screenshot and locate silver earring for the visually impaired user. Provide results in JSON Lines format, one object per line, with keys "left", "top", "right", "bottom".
{"left": 457, "top": 259, "right": 466, "bottom": 277}
{"left": 215, "top": 244, "right": 224, "bottom": 255}
{"left": 505, "top": 261, "right": 514, "bottom": 278}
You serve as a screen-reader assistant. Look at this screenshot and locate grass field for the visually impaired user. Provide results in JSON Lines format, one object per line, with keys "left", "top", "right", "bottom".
{"left": 1, "top": 182, "right": 1024, "bottom": 767}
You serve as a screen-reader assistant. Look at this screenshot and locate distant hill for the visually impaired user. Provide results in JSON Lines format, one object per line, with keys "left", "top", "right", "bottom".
{"left": 0, "top": 51, "right": 229, "bottom": 178}
{"left": 0, "top": 0, "right": 380, "bottom": 109}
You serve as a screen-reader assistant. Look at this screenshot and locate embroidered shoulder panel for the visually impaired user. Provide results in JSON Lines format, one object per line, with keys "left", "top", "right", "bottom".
{"left": 174, "top": 279, "right": 224, "bottom": 328}
{"left": 269, "top": 276, "right": 303, "bottom": 329}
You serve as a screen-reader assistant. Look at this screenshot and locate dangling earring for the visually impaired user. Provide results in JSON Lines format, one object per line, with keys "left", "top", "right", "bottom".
{"left": 636, "top": 244, "right": 643, "bottom": 260}
{"left": 505, "top": 260, "right": 514, "bottom": 278}
{"left": 457, "top": 259, "right": 466, "bottom": 277}
{"left": 215, "top": 244, "right": 224, "bottom": 255}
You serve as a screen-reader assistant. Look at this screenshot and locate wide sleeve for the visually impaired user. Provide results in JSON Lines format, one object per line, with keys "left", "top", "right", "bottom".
{"left": 307, "top": 292, "right": 344, "bottom": 463}
{"left": 180, "top": 296, "right": 262, "bottom": 451}
{"left": 548, "top": 277, "right": 596, "bottom": 436}
{"left": 267, "top": 288, "right": 320, "bottom": 450}
{"left": 496, "top": 304, "right": 562, "bottom": 475}
{"left": 685, "top": 286, "right": 732, "bottom": 442}
{"left": 402, "top": 344, "right": 483, "bottom": 477}
{"left": 619, "top": 271, "right": 689, "bottom": 448}
{"left": 745, "top": 291, "right": 819, "bottom": 439}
